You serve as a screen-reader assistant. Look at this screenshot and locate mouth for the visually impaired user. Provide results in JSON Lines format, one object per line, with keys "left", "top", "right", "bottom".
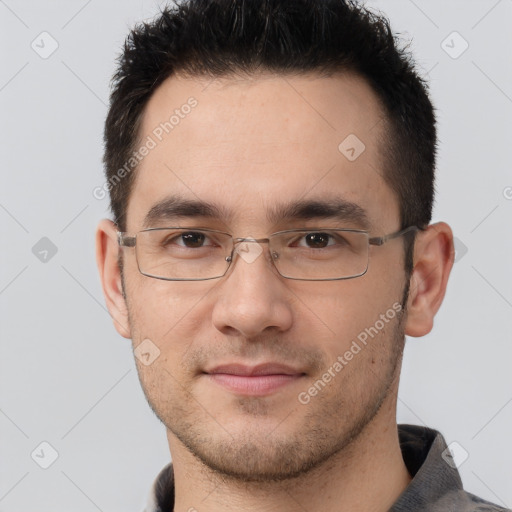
{"left": 203, "top": 363, "right": 307, "bottom": 396}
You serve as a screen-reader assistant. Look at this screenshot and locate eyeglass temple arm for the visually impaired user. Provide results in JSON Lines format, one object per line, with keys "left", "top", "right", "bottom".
{"left": 368, "top": 225, "right": 423, "bottom": 246}
{"left": 117, "top": 232, "right": 136, "bottom": 247}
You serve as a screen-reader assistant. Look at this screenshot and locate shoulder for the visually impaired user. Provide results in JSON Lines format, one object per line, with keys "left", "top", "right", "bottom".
{"left": 421, "top": 487, "right": 512, "bottom": 511}
{"left": 464, "top": 491, "right": 511, "bottom": 511}
{"left": 394, "top": 425, "right": 510, "bottom": 512}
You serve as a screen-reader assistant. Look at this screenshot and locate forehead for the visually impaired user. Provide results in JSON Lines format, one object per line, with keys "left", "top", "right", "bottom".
{"left": 126, "top": 71, "right": 399, "bottom": 233}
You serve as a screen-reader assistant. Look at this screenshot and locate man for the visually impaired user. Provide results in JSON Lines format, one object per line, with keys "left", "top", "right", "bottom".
{"left": 95, "top": 1, "right": 508, "bottom": 510}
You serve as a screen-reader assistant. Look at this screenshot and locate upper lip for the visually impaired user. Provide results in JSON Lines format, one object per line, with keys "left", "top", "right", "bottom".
{"left": 205, "top": 363, "right": 305, "bottom": 376}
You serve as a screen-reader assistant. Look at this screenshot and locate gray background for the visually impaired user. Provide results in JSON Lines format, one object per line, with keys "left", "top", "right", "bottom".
{"left": 1, "top": 0, "right": 511, "bottom": 510}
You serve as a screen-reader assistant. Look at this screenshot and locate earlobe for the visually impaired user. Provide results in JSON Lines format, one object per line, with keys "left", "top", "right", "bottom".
{"left": 404, "top": 222, "right": 454, "bottom": 338}
{"left": 95, "top": 219, "right": 132, "bottom": 339}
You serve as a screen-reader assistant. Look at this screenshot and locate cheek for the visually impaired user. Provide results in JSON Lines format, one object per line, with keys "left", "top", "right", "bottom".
{"left": 300, "top": 271, "right": 405, "bottom": 357}
{"left": 312, "top": 278, "right": 392, "bottom": 321}
{"left": 125, "top": 268, "right": 215, "bottom": 356}
{"left": 134, "top": 353, "right": 188, "bottom": 416}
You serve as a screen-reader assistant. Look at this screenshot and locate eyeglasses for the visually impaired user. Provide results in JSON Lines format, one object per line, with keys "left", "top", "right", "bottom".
{"left": 117, "top": 225, "right": 420, "bottom": 281}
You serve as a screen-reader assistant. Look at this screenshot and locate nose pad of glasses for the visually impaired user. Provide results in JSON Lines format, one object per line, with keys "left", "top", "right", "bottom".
{"left": 224, "top": 245, "right": 279, "bottom": 265}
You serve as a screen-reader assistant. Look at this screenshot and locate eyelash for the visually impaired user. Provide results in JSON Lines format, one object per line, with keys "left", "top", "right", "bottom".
{"left": 164, "top": 230, "right": 346, "bottom": 249}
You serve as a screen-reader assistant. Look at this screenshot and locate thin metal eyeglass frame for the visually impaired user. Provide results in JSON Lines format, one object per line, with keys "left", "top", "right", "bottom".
{"left": 117, "top": 225, "right": 421, "bottom": 281}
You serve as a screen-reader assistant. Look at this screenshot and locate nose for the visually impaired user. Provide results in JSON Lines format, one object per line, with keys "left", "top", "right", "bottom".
{"left": 211, "top": 239, "right": 294, "bottom": 339}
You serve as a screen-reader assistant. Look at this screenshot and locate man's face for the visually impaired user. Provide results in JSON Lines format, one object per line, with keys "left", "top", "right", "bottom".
{"left": 121, "top": 72, "right": 409, "bottom": 480}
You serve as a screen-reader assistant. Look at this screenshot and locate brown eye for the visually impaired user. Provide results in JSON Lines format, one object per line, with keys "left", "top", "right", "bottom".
{"left": 304, "top": 232, "right": 331, "bottom": 248}
{"left": 180, "top": 231, "right": 206, "bottom": 248}
{"left": 161, "top": 231, "right": 212, "bottom": 249}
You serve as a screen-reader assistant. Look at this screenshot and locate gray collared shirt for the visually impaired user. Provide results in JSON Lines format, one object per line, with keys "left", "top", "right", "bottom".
{"left": 144, "top": 424, "right": 510, "bottom": 512}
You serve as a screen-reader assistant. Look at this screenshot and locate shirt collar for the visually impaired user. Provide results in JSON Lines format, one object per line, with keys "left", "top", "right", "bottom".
{"left": 144, "top": 424, "right": 467, "bottom": 512}
{"left": 390, "top": 424, "right": 464, "bottom": 511}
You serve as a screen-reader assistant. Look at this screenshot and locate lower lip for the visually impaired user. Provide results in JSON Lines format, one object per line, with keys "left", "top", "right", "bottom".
{"left": 206, "top": 373, "right": 303, "bottom": 395}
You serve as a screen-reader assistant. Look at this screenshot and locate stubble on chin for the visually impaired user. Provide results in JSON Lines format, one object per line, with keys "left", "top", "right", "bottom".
{"left": 126, "top": 277, "right": 409, "bottom": 484}
{"left": 152, "top": 323, "right": 405, "bottom": 484}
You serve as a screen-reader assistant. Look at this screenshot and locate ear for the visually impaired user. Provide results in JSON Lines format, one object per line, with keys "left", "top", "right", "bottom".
{"left": 405, "top": 222, "right": 454, "bottom": 337}
{"left": 95, "top": 219, "right": 131, "bottom": 339}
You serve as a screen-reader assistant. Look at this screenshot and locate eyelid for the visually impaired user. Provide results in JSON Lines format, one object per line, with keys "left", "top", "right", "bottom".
{"left": 294, "top": 230, "right": 338, "bottom": 247}
{"left": 172, "top": 230, "right": 209, "bottom": 243}
{"left": 151, "top": 226, "right": 366, "bottom": 239}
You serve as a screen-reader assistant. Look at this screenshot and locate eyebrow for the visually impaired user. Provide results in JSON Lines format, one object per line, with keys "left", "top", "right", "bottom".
{"left": 142, "top": 194, "right": 371, "bottom": 230}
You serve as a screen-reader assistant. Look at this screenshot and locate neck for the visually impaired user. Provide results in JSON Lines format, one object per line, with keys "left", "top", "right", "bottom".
{"left": 167, "top": 398, "right": 411, "bottom": 512}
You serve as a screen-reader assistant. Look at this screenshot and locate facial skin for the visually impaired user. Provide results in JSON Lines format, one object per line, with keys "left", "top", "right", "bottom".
{"left": 97, "top": 71, "right": 454, "bottom": 511}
